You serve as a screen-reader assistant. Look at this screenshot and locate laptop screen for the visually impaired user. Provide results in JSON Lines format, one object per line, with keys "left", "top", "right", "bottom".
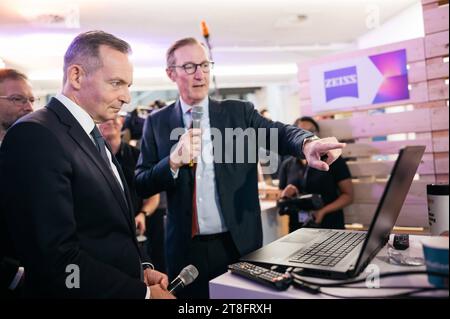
{"left": 353, "top": 146, "right": 425, "bottom": 275}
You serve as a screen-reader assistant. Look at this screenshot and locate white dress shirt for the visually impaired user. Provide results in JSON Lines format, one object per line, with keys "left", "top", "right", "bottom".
{"left": 55, "top": 94, "right": 124, "bottom": 190}
{"left": 177, "top": 97, "right": 227, "bottom": 235}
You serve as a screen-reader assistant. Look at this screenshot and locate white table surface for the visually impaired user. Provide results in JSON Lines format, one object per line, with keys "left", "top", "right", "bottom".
{"left": 210, "top": 235, "right": 449, "bottom": 299}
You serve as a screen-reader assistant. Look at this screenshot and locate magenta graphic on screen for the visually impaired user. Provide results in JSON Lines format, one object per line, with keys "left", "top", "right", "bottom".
{"left": 369, "top": 49, "right": 409, "bottom": 104}
{"left": 323, "top": 49, "right": 409, "bottom": 104}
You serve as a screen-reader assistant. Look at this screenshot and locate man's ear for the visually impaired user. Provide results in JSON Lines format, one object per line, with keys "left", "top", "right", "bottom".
{"left": 67, "top": 65, "right": 85, "bottom": 90}
{"left": 166, "top": 67, "right": 176, "bottom": 82}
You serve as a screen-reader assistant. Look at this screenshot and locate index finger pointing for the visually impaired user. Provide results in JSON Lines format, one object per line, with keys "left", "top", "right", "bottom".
{"left": 316, "top": 142, "right": 346, "bottom": 152}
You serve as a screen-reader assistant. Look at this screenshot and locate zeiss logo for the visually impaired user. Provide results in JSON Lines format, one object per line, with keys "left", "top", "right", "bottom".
{"left": 324, "top": 66, "right": 359, "bottom": 102}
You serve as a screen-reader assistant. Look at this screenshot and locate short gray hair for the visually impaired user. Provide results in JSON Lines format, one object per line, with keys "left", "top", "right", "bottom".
{"left": 63, "top": 30, "right": 131, "bottom": 83}
{"left": 166, "top": 37, "right": 206, "bottom": 68}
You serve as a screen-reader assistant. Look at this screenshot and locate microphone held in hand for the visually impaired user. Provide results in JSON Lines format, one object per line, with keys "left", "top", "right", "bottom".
{"left": 168, "top": 264, "right": 199, "bottom": 295}
{"left": 189, "top": 106, "right": 203, "bottom": 167}
{"left": 191, "top": 106, "right": 203, "bottom": 129}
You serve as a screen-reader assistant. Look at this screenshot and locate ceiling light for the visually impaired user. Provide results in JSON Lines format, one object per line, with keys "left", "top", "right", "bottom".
{"left": 274, "top": 14, "right": 309, "bottom": 28}
{"left": 19, "top": 3, "right": 80, "bottom": 28}
{"left": 296, "top": 14, "right": 308, "bottom": 23}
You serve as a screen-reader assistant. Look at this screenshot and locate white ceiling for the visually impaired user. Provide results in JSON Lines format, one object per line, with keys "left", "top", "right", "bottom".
{"left": 0, "top": 0, "right": 419, "bottom": 92}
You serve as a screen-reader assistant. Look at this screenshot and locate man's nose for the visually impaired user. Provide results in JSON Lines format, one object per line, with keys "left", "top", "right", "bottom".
{"left": 193, "top": 65, "right": 206, "bottom": 79}
{"left": 23, "top": 100, "right": 34, "bottom": 113}
{"left": 120, "top": 88, "right": 131, "bottom": 104}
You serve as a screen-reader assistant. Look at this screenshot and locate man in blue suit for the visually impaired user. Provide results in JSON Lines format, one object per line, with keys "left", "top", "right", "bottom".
{"left": 135, "top": 37, "right": 345, "bottom": 298}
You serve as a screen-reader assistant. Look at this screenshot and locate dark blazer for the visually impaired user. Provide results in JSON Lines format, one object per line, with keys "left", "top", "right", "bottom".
{"left": 0, "top": 98, "right": 146, "bottom": 298}
{"left": 135, "top": 98, "right": 313, "bottom": 279}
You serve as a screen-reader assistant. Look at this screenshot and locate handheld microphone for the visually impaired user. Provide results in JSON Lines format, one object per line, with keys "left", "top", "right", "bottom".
{"left": 191, "top": 105, "right": 203, "bottom": 129}
{"left": 189, "top": 106, "right": 203, "bottom": 167}
{"left": 168, "top": 265, "right": 199, "bottom": 295}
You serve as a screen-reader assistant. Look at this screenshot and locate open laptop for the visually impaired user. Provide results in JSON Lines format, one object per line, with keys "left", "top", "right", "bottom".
{"left": 241, "top": 146, "right": 426, "bottom": 279}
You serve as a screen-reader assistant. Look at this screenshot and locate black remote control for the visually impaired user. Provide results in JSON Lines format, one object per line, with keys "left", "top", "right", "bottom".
{"left": 393, "top": 234, "right": 409, "bottom": 250}
{"left": 228, "top": 262, "right": 292, "bottom": 291}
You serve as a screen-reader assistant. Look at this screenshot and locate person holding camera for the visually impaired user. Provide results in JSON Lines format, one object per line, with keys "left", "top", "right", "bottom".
{"left": 279, "top": 117, "right": 353, "bottom": 232}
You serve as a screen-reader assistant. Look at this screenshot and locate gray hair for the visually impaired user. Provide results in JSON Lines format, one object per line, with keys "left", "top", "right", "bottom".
{"left": 166, "top": 37, "right": 206, "bottom": 68}
{"left": 63, "top": 30, "right": 131, "bottom": 83}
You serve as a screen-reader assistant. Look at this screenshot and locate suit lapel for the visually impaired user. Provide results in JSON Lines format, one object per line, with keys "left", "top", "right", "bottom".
{"left": 46, "top": 98, "right": 135, "bottom": 234}
{"left": 104, "top": 141, "right": 130, "bottom": 209}
{"left": 105, "top": 142, "right": 139, "bottom": 233}
{"left": 208, "top": 98, "right": 224, "bottom": 135}
{"left": 110, "top": 153, "right": 141, "bottom": 248}
{"left": 167, "top": 100, "right": 184, "bottom": 150}
{"left": 207, "top": 99, "right": 226, "bottom": 206}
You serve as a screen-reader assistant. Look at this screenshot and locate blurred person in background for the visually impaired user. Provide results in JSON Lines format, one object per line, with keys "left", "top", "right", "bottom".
{"left": 279, "top": 117, "right": 353, "bottom": 231}
{"left": 122, "top": 108, "right": 145, "bottom": 145}
{"left": 0, "top": 68, "right": 35, "bottom": 298}
{"left": 0, "top": 69, "right": 34, "bottom": 143}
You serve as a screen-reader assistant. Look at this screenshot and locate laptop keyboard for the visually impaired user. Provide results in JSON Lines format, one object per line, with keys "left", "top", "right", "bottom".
{"left": 289, "top": 231, "right": 366, "bottom": 267}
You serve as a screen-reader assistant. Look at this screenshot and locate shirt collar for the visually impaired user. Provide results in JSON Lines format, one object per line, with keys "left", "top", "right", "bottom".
{"left": 55, "top": 93, "right": 96, "bottom": 136}
{"left": 179, "top": 96, "right": 209, "bottom": 115}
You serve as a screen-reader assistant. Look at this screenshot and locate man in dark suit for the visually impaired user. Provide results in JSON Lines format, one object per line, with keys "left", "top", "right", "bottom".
{"left": 0, "top": 31, "right": 173, "bottom": 299}
{"left": 99, "top": 117, "right": 165, "bottom": 271}
{"left": 0, "top": 68, "right": 35, "bottom": 298}
{"left": 135, "top": 37, "right": 345, "bottom": 298}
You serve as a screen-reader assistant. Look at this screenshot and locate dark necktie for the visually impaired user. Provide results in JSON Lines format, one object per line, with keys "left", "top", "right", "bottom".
{"left": 90, "top": 126, "right": 111, "bottom": 167}
{"left": 90, "top": 126, "right": 128, "bottom": 209}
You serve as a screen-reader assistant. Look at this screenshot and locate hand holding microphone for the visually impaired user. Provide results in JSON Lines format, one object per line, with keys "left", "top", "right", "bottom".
{"left": 169, "top": 128, "right": 202, "bottom": 170}
{"left": 144, "top": 267, "right": 169, "bottom": 289}
{"left": 169, "top": 106, "right": 203, "bottom": 170}
{"left": 144, "top": 265, "right": 199, "bottom": 299}
{"left": 168, "top": 264, "right": 199, "bottom": 296}
{"left": 144, "top": 268, "right": 176, "bottom": 299}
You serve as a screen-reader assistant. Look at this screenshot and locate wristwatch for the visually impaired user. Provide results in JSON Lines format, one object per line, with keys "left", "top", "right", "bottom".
{"left": 302, "top": 135, "right": 320, "bottom": 149}
{"left": 301, "top": 135, "right": 320, "bottom": 159}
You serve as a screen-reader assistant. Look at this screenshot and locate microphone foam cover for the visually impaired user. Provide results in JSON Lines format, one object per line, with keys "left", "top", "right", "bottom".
{"left": 179, "top": 265, "right": 199, "bottom": 286}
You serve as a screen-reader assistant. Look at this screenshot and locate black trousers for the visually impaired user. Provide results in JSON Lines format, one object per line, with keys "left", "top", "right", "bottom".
{"left": 178, "top": 232, "right": 240, "bottom": 299}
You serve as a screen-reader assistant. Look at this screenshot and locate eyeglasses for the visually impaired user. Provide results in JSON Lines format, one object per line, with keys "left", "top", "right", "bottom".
{"left": 170, "top": 61, "right": 214, "bottom": 75}
{"left": 0, "top": 95, "right": 39, "bottom": 106}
